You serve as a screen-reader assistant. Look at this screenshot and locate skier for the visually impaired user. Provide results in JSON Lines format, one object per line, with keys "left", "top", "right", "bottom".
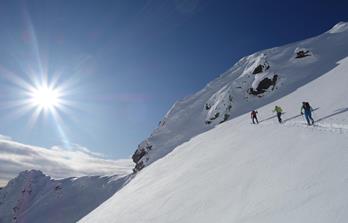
{"left": 273, "top": 105, "right": 283, "bottom": 123}
{"left": 251, "top": 110, "right": 258, "bottom": 124}
{"left": 301, "top": 101, "right": 314, "bottom": 125}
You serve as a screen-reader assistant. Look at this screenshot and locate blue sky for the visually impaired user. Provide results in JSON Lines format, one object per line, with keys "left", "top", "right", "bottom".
{"left": 0, "top": 0, "right": 347, "bottom": 159}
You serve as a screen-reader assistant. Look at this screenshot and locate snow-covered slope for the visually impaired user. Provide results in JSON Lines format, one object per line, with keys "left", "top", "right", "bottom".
{"left": 80, "top": 22, "right": 348, "bottom": 222}
{"left": 0, "top": 170, "right": 132, "bottom": 223}
{"left": 132, "top": 21, "right": 348, "bottom": 171}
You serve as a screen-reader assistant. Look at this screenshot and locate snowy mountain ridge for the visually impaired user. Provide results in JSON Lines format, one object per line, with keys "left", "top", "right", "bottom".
{"left": 132, "top": 21, "right": 348, "bottom": 171}
{"left": 0, "top": 170, "right": 131, "bottom": 223}
{"left": 80, "top": 22, "right": 348, "bottom": 223}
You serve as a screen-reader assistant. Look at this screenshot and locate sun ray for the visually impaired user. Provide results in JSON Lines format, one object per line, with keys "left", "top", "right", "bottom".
{"left": 27, "top": 106, "right": 43, "bottom": 129}
{"left": 0, "top": 6, "right": 84, "bottom": 148}
{"left": 50, "top": 107, "right": 72, "bottom": 149}
{"left": 0, "top": 65, "right": 36, "bottom": 92}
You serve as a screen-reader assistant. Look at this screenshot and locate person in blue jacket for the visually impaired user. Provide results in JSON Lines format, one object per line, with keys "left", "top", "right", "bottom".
{"left": 301, "top": 102, "right": 314, "bottom": 125}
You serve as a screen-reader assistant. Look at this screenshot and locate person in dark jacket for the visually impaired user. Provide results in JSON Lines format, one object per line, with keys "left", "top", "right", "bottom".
{"left": 251, "top": 110, "right": 258, "bottom": 124}
{"left": 301, "top": 102, "right": 314, "bottom": 125}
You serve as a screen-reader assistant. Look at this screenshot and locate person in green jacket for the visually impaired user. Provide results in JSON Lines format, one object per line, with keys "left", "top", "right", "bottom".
{"left": 273, "top": 105, "right": 283, "bottom": 123}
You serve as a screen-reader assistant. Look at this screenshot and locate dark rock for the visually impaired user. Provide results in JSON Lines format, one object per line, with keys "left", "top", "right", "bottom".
{"left": 258, "top": 78, "right": 273, "bottom": 91}
{"left": 220, "top": 114, "right": 230, "bottom": 123}
{"left": 252, "top": 63, "right": 270, "bottom": 74}
{"left": 132, "top": 143, "right": 152, "bottom": 171}
{"left": 13, "top": 206, "right": 19, "bottom": 212}
{"left": 249, "top": 74, "right": 278, "bottom": 95}
{"left": 159, "top": 120, "right": 166, "bottom": 127}
{"left": 132, "top": 148, "right": 146, "bottom": 164}
{"left": 271, "top": 75, "right": 278, "bottom": 90}
{"left": 252, "top": 65, "right": 263, "bottom": 74}
{"left": 295, "top": 50, "right": 310, "bottom": 58}
{"left": 209, "top": 112, "right": 220, "bottom": 120}
{"left": 206, "top": 112, "right": 221, "bottom": 124}
{"left": 205, "top": 103, "right": 211, "bottom": 110}
{"left": 134, "top": 161, "right": 145, "bottom": 172}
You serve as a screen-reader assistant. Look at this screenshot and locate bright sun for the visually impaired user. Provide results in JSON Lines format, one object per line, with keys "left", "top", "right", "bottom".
{"left": 30, "top": 86, "right": 61, "bottom": 110}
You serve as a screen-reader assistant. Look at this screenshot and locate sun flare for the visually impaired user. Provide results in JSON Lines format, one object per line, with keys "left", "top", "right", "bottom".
{"left": 29, "top": 85, "right": 61, "bottom": 110}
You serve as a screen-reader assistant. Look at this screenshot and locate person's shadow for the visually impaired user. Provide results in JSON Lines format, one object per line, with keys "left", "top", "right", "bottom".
{"left": 259, "top": 113, "right": 285, "bottom": 123}
{"left": 259, "top": 115, "right": 277, "bottom": 123}
{"left": 315, "top": 107, "right": 348, "bottom": 122}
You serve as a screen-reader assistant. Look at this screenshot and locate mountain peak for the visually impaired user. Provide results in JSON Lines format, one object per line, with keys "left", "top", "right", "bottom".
{"left": 18, "top": 169, "right": 45, "bottom": 177}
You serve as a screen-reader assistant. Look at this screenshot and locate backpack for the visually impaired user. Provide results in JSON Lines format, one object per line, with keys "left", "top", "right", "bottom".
{"left": 303, "top": 102, "right": 310, "bottom": 110}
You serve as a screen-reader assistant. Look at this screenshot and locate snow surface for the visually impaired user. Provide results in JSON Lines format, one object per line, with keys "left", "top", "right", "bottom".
{"left": 81, "top": 22, "right": 348, "bottom": 223}
{"left": 132, "top": 21, "right": 348, "bottom": 171}
{"left": 0, "top": 170, "right": 132, "bottom": 223}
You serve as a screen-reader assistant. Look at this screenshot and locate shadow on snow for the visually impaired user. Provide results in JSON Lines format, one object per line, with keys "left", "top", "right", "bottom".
{"left": 259, "top": 107, "right": 348, "bottom": 124}
{"left": 316, "top": 107, "right": 348, "bottom": 122}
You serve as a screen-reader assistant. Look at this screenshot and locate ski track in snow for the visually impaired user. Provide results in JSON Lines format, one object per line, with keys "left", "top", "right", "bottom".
{"left": 258, "top": 119, "right": 348, "bottom": 134}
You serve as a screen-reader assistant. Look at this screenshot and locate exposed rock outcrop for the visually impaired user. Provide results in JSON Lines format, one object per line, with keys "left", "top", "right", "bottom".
{"left": 249, "top": 74, "right": 278, "bottom": 95}
{"left": 295, "top": 47, "right": 311, "bottom": 58}
{"left": 204, "top": 85, "right": 233, "bottom": 125}
{"left": 132, "top": 141, "right": 152, "bottom": 171}
{"left": 252, "top": 63, "right": 270, "bottom": 74}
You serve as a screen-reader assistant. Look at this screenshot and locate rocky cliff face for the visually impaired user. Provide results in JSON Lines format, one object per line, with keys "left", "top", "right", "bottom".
{"left": 131, "top": 22, "right": 348, "bottom": 172}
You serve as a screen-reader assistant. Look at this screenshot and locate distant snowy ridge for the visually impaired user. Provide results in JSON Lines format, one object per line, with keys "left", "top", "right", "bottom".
{"left": 132, "top": 21, "right": 348, "bottom": 171}
{"left": 0, "top": 170, "right": 132, "bottom": 223}
{"left": 0, "top": 137, "right": 133, "bottom": 186}
{"left": 0, "top": 131, "right": 135, "bottom": 223}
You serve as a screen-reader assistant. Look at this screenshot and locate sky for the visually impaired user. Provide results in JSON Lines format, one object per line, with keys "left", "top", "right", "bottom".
{"left": 0, "top": 135, "right": 133, "bottom": 186}
{"left": 0, "top": 0, "right": 347, "bottom": 161}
